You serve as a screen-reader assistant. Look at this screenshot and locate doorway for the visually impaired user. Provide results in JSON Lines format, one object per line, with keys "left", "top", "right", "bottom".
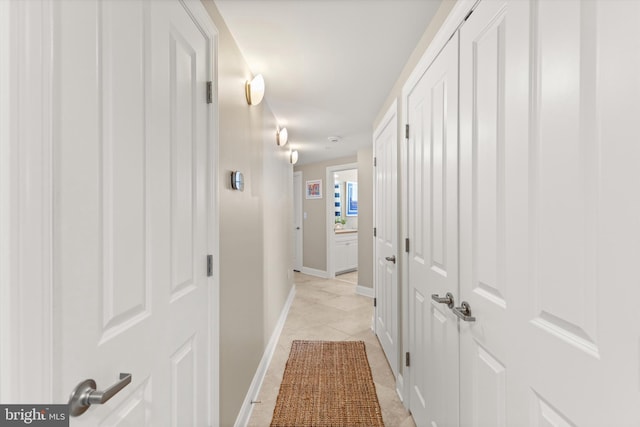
{"left": 326, "top": 163, "right": 358, "bottom": 278}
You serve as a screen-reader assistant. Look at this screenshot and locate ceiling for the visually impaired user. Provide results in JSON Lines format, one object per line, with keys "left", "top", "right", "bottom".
{"left": 214, "top": 0, "right": 443, "bottom": 165}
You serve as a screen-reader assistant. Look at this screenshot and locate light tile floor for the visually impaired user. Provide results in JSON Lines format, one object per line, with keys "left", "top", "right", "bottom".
{"left": 247, "top": 272, "right": 415, "bottom": 427}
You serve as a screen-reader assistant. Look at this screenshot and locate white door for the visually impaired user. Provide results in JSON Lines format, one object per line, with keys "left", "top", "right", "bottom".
{"left": 293, "top": 171, "right": 303, "bottom": 271}
{"left": 458, "top": 1, "right": 509, "bottom": 425}
{"left": 374, "top": 102, "right": 399, "bottom": 377}
{"left": 459, "top": 0, "right": 640, "bottom": 424}
{"left": 405, "top": 33, "right": 459, "bottom": 427}
{"left": 54, "top": 1, "right": 216, "bottom": 425}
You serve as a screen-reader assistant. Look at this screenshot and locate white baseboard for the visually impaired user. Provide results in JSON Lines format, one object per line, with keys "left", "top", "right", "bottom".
{"left": 396, "top": 373, "right": 407, "bottom": 409}
{"left": 234, "top": 285, "right": 296, "bottom": 427}
{"left": 356, "top": 285, "right": 374, "bottom": 298}
{"left": 300, "top": 266, "right": 329, "bottom": 279}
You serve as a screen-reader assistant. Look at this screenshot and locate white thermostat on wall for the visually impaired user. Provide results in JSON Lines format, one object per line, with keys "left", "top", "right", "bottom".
{"left": 231, "top": 171, "right": 244, "bottom": 191}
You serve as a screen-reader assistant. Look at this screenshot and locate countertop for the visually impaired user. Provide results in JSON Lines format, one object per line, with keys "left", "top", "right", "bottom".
{"left": 334, "top": 229, "right": 358, "bottom": 234}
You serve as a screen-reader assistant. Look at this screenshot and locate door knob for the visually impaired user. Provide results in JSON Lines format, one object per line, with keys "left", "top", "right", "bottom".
{"left": 385, "top": 255, "right": 396, "bottom": 264}
{"left": 68, "top": 373, "right": 132, "bottom": 417}
{"left": 431, "top": 292, "right": 454, "bottom": 309}
{"left": 453, "top": 301, "right": 476, "bottom": 322}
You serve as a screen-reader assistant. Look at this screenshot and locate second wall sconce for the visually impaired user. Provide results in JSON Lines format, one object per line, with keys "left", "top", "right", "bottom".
{"left": 245, "top": 74, "right": 265, "bottom": 105}
{"left": 276, "top": 127, "right": 288, "bottom": 146}
{"left": 290, "top": 150, "right": 299, "bottom": 165}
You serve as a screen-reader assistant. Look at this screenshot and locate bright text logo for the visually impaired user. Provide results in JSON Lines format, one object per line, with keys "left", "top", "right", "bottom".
{"left": 0, "top": 405, "right": 68, "bottom": 427}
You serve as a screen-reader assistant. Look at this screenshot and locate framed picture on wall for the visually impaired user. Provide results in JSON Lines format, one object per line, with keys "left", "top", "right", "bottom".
{"left": 346, "top": 181, "right": 358, "bottom": 216}
{"left": 306, "top": 179, "right": 322, "bottom": 199}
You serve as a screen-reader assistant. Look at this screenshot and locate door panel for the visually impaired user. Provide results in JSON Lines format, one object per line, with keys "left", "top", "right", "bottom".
{"left": 54, "top": 1, "right": 212, "bottom": 425}
{"left": 518, "top": 0, "right": 631, "bottom": 423}
{"left": 99, "top": 0, "right": 150, "bottom": 342}
{"left": 374, "top": 104, "right": 398, "bottom": 377}
{"left": 531, "top": 0, "right": 599, "bottom": 352}
{"left": 406, "top": 33, "right": 459, "bottom": 427}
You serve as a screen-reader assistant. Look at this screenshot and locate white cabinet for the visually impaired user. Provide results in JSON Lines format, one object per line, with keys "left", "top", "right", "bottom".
{"left": 334, "top": 232, "right": 358, "bottom": 274}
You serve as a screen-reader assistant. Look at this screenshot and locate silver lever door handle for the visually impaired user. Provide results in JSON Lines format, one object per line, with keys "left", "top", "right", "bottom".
{"left": 69, "top": 373, "right": 132, "bottom": 417}
{"left": 385, "top": 255, "right": 396, "bottom": 264}
{"left": 431, "top": 292, "right": 454, "bottom": 309}
{"left": 453, "top": 302, "right": 476, "bottom": 322}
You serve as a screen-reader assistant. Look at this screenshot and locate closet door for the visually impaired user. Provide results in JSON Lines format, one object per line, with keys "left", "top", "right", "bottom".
{"left": 459, "top": 1, "right": 509, "bottom": 425}
{"left": 460, "top": 0, "right": 640, "bottom": 424}
{"left": 374, "top": 102, "right": 399, "bottom": 378}
{"left": 406, "top": 33, "right": 459, "bottom": 427}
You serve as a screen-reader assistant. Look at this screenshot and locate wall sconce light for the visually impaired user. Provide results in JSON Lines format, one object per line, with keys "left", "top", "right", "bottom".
{"left": 276, "top": 127, "right": 288, "bottom": 146}
{"left": 245, "top": 74, "right": 265, "bottom": 105}
{"left": 290, "top": 150, "right": 299, "bottom": 165}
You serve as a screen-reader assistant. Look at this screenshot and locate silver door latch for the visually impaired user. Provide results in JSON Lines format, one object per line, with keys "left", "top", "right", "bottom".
{"left": 453, "top": 301, "right": 476, "bottom": 322}
{"left": 68, "top": 373, "right": 132, "bottom": 417}
{"left": 431, "top": 292, "right": 454, "bottom": 309}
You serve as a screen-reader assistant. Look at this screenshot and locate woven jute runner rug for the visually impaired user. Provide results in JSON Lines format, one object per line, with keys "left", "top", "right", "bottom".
{"left": 270, "top": 340, "right": 384, "bottom": 427}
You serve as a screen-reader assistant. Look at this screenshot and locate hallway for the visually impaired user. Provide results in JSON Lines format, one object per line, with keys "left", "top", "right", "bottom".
{"left": 247, "top": 273, "right": 414, "bottom": 427}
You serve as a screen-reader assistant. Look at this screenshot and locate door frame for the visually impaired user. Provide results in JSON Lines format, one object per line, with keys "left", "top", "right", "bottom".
{"left": 399, "top": 0, "right": 480, "bottom": 409}
{"left": 0, "top": 0, "right": 54, "bottom": 404}
{"left": 293, "top": 171, "right": 303, "bottom": 271}
{"left": 0, "top": 1, "right": 220, "bottom": 422}
{"left": 325, "top": 162, "right": 358, "bottom": 278}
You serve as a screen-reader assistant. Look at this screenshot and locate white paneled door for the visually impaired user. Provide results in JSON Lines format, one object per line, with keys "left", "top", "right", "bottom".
{"left": 459, "top": 0, "right": 640, "bottom": 425}
{"left": 405, "top": 33, "right": 459, "bottom": 427}
{"left": 293, "top": 171, "right": 303, "bottom": 272}
{"left": 54, "top": 1, "right": 216, "bottom": 425}
{"left": 458, "top": 1, "right": 509, "bottom": 425}
{"left": 374, "top": 102, "right": 399, "bottom": 378}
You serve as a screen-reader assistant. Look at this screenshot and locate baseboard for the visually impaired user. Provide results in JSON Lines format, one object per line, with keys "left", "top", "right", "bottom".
{"left": 396, "top": 373, "right": 405, "bottom": 403}
{"left": 234, "top": 285, "right": 296, "bottom": 427}
{"left": 300, "top": 266, "right": 329, "bottom": 279}
{"left": 355, "top": 285, "right": 374, "bottom": 298}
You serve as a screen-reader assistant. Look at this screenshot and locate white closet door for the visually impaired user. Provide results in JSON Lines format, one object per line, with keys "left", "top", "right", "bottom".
{"left": 459, "top": 1, "right": 509, "bottom": 425}
{"left": 406, "top": 33, "right": 459, "bottom": 427}
{"left": 460, "top": 0, "right": 640, "bottom": 424}
{"left": 374, "top": 102, "right": 399, "bottom": 378}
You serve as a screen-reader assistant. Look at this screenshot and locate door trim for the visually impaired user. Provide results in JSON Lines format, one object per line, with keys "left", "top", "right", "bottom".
{"left": 325, "top": 162, "right": 358, "bottom": 278}
{"left": 399, "top": 0, "right": 479, "bottom": 410}
{"left": 0, "top": 0, "right": 54, "bottom": 403}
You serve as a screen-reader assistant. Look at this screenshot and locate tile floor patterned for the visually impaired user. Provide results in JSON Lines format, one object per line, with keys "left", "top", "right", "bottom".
{"left": 247, "top": 272, "right": 415, "bottom": 427}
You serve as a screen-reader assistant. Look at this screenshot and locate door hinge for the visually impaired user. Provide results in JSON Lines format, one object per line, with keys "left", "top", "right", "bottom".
{"left": 405, "top": 124, "right": 410, "bottom": 139}
{"left": 373, "top": 227, "right": 377, "bottom": 237}
{"left": 373, "top": 157, "right": 377, "bottom": 167}
{"left": 405, "top": 238, "right": 410, "bottom": 253}
{"left": 207, "top": 254, "right": 213, "bottom": 277}
{"left": 374, "top": 297, "right": 377, "bottom": 307}
{"left": 206, "top": 81, "right": 213, "bottom": 104}
{"left": 405, "top": 352, "right": 411, "bottom": 367}
{"left": 464, "top": 9, "right": 473, "bottom": 21}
